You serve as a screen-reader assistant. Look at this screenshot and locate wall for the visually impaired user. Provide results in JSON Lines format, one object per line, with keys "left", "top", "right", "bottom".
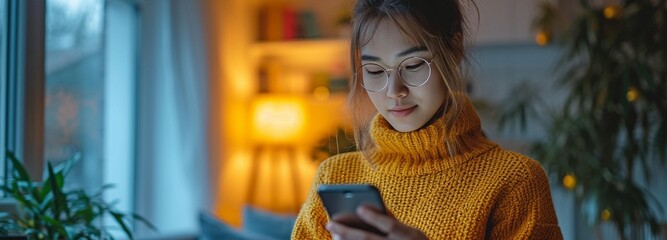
{"left": 467, "top": 0, "right": 539, "bottom": 45}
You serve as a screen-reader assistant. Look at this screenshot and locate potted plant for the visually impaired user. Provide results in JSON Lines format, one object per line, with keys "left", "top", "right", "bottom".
{"left": 500, "top": 0, "right": 666, "bottom": 239}
{"left": 0, "top": 151, "right": 155, "bottom": 239}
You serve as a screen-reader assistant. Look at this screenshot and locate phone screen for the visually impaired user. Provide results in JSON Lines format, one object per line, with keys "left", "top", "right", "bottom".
{"left": 317, "top": 184, "right": 387, "bottom": 236}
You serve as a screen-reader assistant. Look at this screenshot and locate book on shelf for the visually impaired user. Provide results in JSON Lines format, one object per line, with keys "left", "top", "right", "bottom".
{"left": 259, "top": 5, "right": 320, "bottom": 41}
{"left": 298, "top": 11, "right": 320, "bottom": 39}
{"left": 283, "top": 7, "right": 297, "bottom": 40}
{"left": 259, "top": 59, "right": 280, "bottom": 93}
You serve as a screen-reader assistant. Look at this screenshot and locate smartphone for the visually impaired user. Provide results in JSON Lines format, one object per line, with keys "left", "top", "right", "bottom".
{"left": 317, "top": 184, "right": 387, "bottom": 236}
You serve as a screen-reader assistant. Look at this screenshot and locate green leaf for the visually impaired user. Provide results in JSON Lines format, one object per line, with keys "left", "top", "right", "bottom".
{"left": 6, "top": 151, "right": 32, "bottom": 183}
{"left": 110, "top": 211, "right": 133, "bottom": 239}
{"left": 47, "top": 162, "right": 70, "bottom": 220}
{"left": 131, "top": 212, "right": 158, "bottom": 231}
{"left": 41, "top": 215, "right": 69, "bottom": 239}
{"left": 39, "top": 173, "right": 54, "bottom": 201}
{"left": 9, "top": 183, "right": 40, "bottom": 213}
{"left": 73, "top": 208, "right": 95, "bottom": 222}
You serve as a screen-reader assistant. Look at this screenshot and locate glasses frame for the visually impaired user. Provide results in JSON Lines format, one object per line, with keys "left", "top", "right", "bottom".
{"left": 356, "top": 56, "right": 434, "bottom": 92}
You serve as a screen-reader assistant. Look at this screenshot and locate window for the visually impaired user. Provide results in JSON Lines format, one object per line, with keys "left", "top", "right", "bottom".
{"left": 44, "top": 1, "right": 140, "bottom": 234}
{"left": 2, "top": 1, "right": 139, "bottom": 222}
{"left": 44, "top": 0, "right": 105, "bottom": 192}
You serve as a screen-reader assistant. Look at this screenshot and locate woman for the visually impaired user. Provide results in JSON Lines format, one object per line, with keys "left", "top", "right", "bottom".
{"left": 292, "top": 0, "right": 563, "bottom": 239}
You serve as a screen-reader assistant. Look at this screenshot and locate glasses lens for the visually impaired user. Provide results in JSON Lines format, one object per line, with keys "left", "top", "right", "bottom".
{"left": 358, "top": 63, "right": 388, "bottom": 92}
{"left": 398, "top": 57, "right": 431, "bottom": 87}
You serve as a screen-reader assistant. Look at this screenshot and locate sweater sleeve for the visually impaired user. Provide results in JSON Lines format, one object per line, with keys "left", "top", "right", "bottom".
{"left": 291, "top": 160, "right": 332, "bottom": 240}
{"left": 488, "top": 159, "right": 563, "bottom": 240}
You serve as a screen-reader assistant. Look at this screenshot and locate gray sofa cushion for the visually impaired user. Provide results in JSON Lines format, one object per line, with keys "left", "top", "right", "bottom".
{"left": 199, "top": 211, "right": 279, "bottom": 240}
{"left": 242, "top": 206, "right": 297, "bottom": 240}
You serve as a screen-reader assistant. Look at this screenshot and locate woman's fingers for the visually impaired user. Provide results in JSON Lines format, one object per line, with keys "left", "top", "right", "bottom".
{"left": 326, "top": 205, "right": 427, "bottom": 240}
{"left": 356, "top": 205, "right": 428, "bottom": 240}
{"left": 326, "top": 221, "right": 385, "bottom": 240}
{"left": 357, "top": 205, "right": 402, "bottom": 234}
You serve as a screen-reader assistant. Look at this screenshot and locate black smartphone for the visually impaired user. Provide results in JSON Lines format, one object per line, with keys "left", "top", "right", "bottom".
{"left": 317, "top": 184, "right": 387, "bottom": 236}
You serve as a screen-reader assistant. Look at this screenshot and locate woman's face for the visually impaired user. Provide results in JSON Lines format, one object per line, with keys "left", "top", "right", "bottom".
{"left": 361, "top": 19, "right": 447, "bottom": 132}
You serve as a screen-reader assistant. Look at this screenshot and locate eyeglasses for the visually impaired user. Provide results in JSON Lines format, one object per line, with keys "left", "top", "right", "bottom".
{"left": 355, "top": 56, "right": 433, "bottom": 92}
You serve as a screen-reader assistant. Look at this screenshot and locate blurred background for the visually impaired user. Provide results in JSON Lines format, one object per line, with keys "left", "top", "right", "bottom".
{"left": 1, "top": 0, "right": 666, "bottom": 239}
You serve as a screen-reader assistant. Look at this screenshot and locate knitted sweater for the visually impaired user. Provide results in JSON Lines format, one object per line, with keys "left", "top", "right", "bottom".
{"left": 291, "top": 98, "right": 563, "bottom": 239}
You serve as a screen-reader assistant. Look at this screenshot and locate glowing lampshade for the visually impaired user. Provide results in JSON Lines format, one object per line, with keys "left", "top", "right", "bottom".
{"left": 251, "top": 95, "right": 307, "bottom": 144}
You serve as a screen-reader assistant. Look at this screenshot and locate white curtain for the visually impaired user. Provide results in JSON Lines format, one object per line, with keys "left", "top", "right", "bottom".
{"left": 135, "top": 0, "right": 210, "bottom": 237}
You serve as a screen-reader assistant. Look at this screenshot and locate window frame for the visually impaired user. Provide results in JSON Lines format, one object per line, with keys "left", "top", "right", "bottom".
{"left": 2, "top": 0, "right": 46, "bottom": 186}
{"left": 1, "top": 0, "right": 7, "bottom": 188}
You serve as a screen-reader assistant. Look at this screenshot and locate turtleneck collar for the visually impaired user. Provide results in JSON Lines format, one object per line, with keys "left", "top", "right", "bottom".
{"left": 368, "top": 97, "right": 497, "bottom": 176}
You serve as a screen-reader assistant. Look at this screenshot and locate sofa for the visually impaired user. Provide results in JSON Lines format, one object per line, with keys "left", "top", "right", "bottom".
{"left": 199, "top": 206, "right": 297, "bottom": 240}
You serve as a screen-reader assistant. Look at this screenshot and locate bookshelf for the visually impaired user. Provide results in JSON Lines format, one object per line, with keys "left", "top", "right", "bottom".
{"left": 212, "top": 0, "right": 354, "bottom": 224}
{"left": 246, "top": 0, "right": 353, "bottom": 215}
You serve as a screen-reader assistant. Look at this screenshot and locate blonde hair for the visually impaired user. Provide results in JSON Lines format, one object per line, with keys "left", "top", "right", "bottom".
{"left": 348, "top": 0, "right": 474, "bottom": 158}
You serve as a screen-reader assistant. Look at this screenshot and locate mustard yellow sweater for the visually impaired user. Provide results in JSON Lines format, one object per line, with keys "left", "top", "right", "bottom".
{"left": 291, "top": 98, "right": 562, "bottom": 239}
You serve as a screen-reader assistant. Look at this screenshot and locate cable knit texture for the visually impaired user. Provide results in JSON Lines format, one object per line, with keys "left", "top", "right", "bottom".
{"left": 291, "top": 98, "right": 563, "bottom": 239}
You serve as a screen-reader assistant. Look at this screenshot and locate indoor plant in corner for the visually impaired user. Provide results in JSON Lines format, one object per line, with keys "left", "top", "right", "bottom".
{"left": 499, "top": 0, "right": 666, "bottom": 239}
{"left": 0, "top": 151, "right": 155, "bottom": 239}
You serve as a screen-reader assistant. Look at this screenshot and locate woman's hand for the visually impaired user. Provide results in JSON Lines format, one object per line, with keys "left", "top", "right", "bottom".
{"left": 325, "top": 205, "right": 428, "bottom": 240}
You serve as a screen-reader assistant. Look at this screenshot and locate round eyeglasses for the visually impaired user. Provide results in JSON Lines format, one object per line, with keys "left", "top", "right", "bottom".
{"left": 356, "top": 56, "right": 433, "bottom": 92}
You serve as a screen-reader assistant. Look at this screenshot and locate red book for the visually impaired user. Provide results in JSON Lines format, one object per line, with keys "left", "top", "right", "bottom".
{"left": 283, "top": 7, "right": 297, "bottom": 40}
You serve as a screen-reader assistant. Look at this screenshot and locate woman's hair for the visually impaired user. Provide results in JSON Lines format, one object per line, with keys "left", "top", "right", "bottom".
{"left": 348, "top": 0, "right": 473, "bottom": 158}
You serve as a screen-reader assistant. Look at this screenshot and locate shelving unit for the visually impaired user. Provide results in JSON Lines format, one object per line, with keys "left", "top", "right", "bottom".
{"left": 213, "top": 0, "right": 354, "bottom": 224}
{"left": 250, "top": 39, "right": 349, "bottom": 68}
